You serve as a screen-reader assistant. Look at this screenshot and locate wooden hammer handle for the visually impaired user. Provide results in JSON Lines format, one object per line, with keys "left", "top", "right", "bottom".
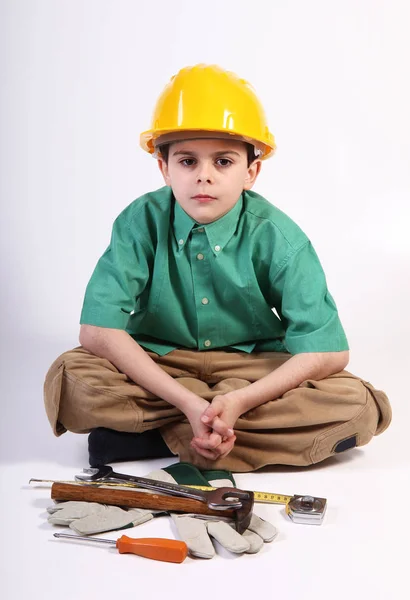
{"left": 51, "top": 482, "right": 236, "bottom": 518}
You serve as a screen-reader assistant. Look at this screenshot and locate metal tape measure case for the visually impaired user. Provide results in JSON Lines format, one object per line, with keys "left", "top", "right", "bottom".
{"left": 286, "top": 495, "right": 327, "bottom": 525}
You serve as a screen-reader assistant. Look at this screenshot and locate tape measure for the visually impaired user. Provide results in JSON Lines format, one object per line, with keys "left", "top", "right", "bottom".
{"left": 187, "top": 485, "right": 292, "bottom": 505}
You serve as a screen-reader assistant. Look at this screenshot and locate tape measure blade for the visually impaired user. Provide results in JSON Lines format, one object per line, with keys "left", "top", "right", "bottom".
{"left": 166, "top": 485, "right": 293, "bottom": 505}
{"left": 254, "top": 492, "right": 293, "bottom": 505}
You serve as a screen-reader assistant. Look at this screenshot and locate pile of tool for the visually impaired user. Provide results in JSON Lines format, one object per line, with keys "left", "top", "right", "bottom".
{"left": 31, "top": 463, "right": 327, "bottom": 563}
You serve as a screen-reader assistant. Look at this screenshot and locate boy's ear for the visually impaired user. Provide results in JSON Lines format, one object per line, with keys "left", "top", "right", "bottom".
{"left": 157, "top": 158, "right": 171, "bottom": 185}
{"left": 243, "top": 160, "right": 262, "bottom": 190}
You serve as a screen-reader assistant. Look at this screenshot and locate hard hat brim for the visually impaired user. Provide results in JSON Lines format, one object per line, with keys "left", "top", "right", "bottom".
{"left": 140, "top": 128, "right": 276, "bottom": 160}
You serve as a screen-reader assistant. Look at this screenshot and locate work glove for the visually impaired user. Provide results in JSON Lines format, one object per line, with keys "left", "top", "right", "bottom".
{"left": 47, "top": 501, "right": 154, "bottom": 536}
{"left": 171, "top": 512, "right": 276, "bottom": 559}
{"left": 46, "top": 469, "right": 179, "bottom": 536}
{"left": 150, "top": 464, "right": 278, "bottom": 559}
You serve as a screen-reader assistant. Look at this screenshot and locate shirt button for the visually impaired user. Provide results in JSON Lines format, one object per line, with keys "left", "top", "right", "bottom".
{"left": 196, "top": 253, "right": 204, "bottom": 260}
{"left": 214, "top": 245, "right": 221, "bottom": 252}
{"left": 201, "top": 297, "right": 209, "bottom": 305}
{"left": 178, "top": 239, "right": 184, "bottom": 246}
{"left": 197, "top": 227, "right": 204, "bottom": 233}
{"left": 204, "top": 339, "right": 211, "bottom": 347}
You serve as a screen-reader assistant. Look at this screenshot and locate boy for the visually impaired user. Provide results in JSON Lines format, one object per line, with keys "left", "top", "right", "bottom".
{"left": 44, "top": 64, "right": 391, "bottom": 472}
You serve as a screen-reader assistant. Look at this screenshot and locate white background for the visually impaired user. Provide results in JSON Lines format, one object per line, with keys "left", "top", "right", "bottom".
{"left": 1, "top": 1, "right": 409, "bottom": 598}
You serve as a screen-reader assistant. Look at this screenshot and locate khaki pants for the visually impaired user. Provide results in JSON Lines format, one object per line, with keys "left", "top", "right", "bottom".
{"left": 44, "top": 346, "right": 392, "bottom": 472}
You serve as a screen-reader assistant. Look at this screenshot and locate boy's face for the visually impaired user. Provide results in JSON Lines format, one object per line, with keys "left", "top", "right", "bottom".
{"left": 157, "top": 138, "right": 261, "bottom": 224}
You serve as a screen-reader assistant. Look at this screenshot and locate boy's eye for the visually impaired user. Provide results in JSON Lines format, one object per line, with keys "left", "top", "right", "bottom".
{"left": 179, "top": 158, "right": 232, "bottom": 167}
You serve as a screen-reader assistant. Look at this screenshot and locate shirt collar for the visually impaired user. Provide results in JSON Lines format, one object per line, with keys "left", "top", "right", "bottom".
{"left": 173, "top": 194, "right": 243, "bottom": 256}
{"left": 172, "top": 197, "right": 196, "bottom": 251}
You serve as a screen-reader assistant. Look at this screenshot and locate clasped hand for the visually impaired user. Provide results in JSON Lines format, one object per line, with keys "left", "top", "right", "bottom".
{"left": 187, "top": 394, "right": 242, "bottom": 460}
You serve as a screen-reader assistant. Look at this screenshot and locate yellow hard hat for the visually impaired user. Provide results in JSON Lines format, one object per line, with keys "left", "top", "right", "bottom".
{"left": 140, "top": 64, "right": 276, "bottom": 160}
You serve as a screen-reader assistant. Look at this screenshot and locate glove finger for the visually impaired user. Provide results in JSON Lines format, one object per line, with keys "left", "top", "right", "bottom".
{"left": 246, "top": 514, "right": 278, "bottom": 542}
{"left": 68, "top": 506, "right": 148, "bottom": 536}
{"left": 241, "top": 529, "right": 264, "bottom": 554}
{"left": 47, "top": 501, "right": 103, "bottom": 516}
{"left": 171, "top": 514, "right": 215, "bottom": 559}
{"left": 47, "top": 502, "right": 105, "bottom": 525}
{"left": 207, "top": 521, "right": 250, "bottom": 554}
{"left": 126, "top": 508, "right": 155, "bottom": 527}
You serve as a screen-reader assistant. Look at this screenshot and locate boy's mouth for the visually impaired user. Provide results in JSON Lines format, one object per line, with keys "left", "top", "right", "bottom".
{"left": 192, "top": 194, "right": 216, "bottom": 202}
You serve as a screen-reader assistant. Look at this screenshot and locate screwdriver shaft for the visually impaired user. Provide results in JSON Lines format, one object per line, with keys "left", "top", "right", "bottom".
{"left": 54, "top": 533, "right": 115, "bottom": 545}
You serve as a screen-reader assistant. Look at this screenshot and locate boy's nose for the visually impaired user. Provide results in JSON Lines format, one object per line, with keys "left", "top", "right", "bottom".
{"left": 196, "top": 170, "right": 213, "bottom": 184}
{"left": 197, "top": 175, "right": 212, "bottom": 184}
{"left": 196, "top": 162, "right": 213, "bottom": 183}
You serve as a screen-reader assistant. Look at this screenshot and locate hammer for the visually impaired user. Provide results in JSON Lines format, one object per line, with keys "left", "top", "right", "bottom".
{"left": 51, "top": 482, "right": 254, "bottom": 534}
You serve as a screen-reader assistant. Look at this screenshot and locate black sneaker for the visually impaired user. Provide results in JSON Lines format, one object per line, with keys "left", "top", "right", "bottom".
{"left": 88, "top": 427, "right": 174, "bottom": 466}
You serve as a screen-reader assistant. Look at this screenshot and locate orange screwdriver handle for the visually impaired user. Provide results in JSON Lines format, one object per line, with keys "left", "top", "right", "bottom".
{"left": 116, "top": 536, "right": 188, "bottom": 563}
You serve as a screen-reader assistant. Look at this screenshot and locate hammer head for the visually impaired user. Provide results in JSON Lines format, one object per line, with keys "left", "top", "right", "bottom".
{"left": 220, "top": 489, "right": 254, "bottom": 534}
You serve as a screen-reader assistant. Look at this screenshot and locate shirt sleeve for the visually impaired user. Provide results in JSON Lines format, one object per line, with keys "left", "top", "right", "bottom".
{"left": 270, "top": 241, "right": 349, "bottom": 354}
{"left": 80, "top": 214, "right": 151, "bottom": 329}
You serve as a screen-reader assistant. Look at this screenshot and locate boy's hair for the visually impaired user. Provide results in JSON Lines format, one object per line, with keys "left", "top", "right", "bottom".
{"left": 158, "top": 141, "right": 258, "bottom": 167}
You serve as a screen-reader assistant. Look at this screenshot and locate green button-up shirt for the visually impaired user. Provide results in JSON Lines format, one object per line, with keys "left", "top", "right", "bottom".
{"left": 80, "top": 186, "right": 349, "bottom": 356}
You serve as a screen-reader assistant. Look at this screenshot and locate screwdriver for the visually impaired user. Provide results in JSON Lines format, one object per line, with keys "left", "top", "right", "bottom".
{"left": 53, "top": 533, "right": 188, "bottom": 563}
